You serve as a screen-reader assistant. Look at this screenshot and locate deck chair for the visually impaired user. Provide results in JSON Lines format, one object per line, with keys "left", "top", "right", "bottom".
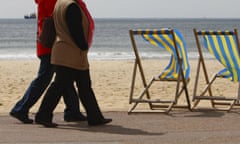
{"left": 192, "top": 28, "right": 240, "bottom": 111}
{"left": 128, "top": 28, "right": 191, "bottom": 113}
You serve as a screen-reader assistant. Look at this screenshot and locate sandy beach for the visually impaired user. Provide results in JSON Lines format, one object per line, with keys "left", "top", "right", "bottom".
{"left": 0, "top": 59, "right": 239, "bottom": 114}
{"left": 1, "top": 59, "right": 240, "bottom": 144}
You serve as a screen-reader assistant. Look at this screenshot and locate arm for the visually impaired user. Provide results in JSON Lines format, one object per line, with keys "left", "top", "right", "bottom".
{"left": 66, "top": 3, "right": 88, "bottom": 50}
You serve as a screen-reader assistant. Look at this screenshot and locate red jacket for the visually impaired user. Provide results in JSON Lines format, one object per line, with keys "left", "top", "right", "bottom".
{"left": 35, "top": 0, "right": 57, "bottom": 57}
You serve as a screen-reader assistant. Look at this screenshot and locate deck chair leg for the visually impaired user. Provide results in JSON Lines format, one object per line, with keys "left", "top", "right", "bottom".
{"left": 175, "top": 79, "right": 191, "bottom": 110}
{"left": 129, "top": 61, "right": 138, "bottom": 104}
{"left": 138, "top": 78, "right": 154, "bottom": 100}
{"left": 128, "top": 102, "right": 138, "bottom": 113}
{"left": 174, "top": 59, "right": 191, "bottom": 110}
{"left": 200, "top": 75, "right": 217, "bottom": 96}
{"left": 128, "top": 78, "right": 155, "bottom": 113}
{"left": 199, "top": 75, "right": 218, "bottom": 108}
{"left": 227, "top": 83, "right": 240, "bottom": 111}
{"left": 227, "top": 100, "right": 236, "bottom": 112}
{"left": 166, "top": 102, "right": 175, "bottom": 114}
{"left": 192, "top": 99, "right": 201, "bottom": 109}
{"left": 238, "top": 82, "right": 240, "bottom": 102}
{"left": 183, "top": 80, "right": 191, "bottom": 110}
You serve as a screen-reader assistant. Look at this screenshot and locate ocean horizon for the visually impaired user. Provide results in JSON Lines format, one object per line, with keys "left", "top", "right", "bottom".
{"left": 0, "top": 18, "right": 240, "bottom": 60}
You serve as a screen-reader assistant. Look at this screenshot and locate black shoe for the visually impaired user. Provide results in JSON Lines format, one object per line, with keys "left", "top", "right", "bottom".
{"left": 35, "top": 119, "right": 58, "bottom": 128}
{"left": 10, "top": 112, "right": 33, "bottom": 124}
{"left": 88, "top": 118, "right": 112, "bottom": 126}
{"left": 64, "top": 114, "right": 87, "bottom": 122}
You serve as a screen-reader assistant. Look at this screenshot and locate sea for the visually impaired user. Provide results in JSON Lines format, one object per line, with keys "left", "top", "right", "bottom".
{"left": 0, "top": 18, "right": 240, "bottom": 60}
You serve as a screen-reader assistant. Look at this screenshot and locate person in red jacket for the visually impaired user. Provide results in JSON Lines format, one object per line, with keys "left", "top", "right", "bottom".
{"left": 35, "top": 0, "right": 112, "bottom": 128}
{"left": 10, "top": 0, "right": 86, "bottom": 124}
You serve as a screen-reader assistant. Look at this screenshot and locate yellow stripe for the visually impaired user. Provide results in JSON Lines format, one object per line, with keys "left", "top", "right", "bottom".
{"left": 230, "top": 36, "right": 240, "bottom": 68}
{"left": 137, "top": 29, "right": 142, "bottom": 35}
{"left": 154, "top": 34, "right": 176, "bottom": 79}
{"left": 212, "top": 36, "right": 227, "bottom": 66}
{"left": 221, "top": 36, "right": 233, "bottom": 66}
{"left": 205, "top": 36, "right": 215, "bottom": 59}
{"left": 174, "top": 33, "right": 188, "bottom": 70}
{"left": 202, "top": 30, "right": 206, "bottom": 35}
{"left": 145, "top": 29, "right": 150, "bottom": 34}
{"left": 160, "top": 58, "right": 177, "bottom": 79}
{"left": 153, "top": 29, "right": 158, "bottom": 34}
{"left": 209, "top": 30, "right": 214, "bottom": 34}
{"left": 160, "top": 29, "right": 166, "bottom": 34}
{"left": 222, "top": 36, "right": 238, "bottom": 81}
{"left": 163, "top": 34, "right": 174, "bottom": 50}
{"left": 217, "top": 30, "right": 221, "bottom": 35}
{"left": 143, "top": 34, "right": 158, "bottom": 46}
{"left": 162, "top": 35, "right": 177, "bottom": 74}
{"left": 157, "top": 34, "right": 179, "bottom": 79}
{"left": 153, "top": 34, "right": 172, "bottom": 52}
{"left": 232, "top": 69, "right": 238, "bottom": 82}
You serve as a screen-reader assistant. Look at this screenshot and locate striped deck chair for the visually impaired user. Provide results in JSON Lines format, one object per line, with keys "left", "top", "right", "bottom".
{"left": 128, "top": 28, "right": 191, "bottom": 113}
{"left": 193, "top": 29, "right": 240, "bottom": 111}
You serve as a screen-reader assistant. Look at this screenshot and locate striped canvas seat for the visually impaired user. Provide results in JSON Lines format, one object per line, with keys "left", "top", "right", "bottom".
{"left": 141, "top": 29, "right": 190, "bottom": 80}
{"left": 128, "top": 28, "right": 191, "bottom": 113}
{"left": 202, "top": 32, "right": 240, "bottom": 82}
{"left": 193, "top": 29, "right": 240, "bottom": 111}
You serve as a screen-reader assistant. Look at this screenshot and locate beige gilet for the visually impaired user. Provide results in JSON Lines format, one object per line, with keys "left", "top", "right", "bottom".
{"left": 51, "top": 0, "right": 89, "bottom": 70}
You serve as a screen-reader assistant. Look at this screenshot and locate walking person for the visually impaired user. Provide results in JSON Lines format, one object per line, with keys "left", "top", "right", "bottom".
{"left": 10, "top": 0, "right": 86, "bottom": 124}
{"left": 35, "top": 0, "right": 112, "bottom": 127}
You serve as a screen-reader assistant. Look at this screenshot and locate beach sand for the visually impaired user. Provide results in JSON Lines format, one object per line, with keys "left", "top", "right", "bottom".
{"left": 0, "top": 59, "right": 239, "bottom": 114}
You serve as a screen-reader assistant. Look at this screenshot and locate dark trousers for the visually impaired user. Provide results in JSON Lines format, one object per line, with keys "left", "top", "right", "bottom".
{"left": 36, "top": 65, "right": 104, "bottom": 123}
{"left": 11, "top": 55, "right": 81, "bottom": 118}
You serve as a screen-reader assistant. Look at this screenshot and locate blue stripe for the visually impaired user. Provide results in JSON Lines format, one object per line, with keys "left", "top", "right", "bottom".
{"left": 204, "top": 36, "right": 221, "bottom": 61}
{"left": 223, "top": 36, "right": 235, "bottom": 70}
{"left": 146, "top": 34, "right": 177, "bottom": 77}
{"left": 156, "top": 33, "right": 179, "bottom": 77}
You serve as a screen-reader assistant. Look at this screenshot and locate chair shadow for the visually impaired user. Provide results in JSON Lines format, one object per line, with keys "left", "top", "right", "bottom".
{"left": 184, "top": 109, "right": 226, "bottom": 118}
{"left": 174, "top": 107, "right": 240, "bottom": 118}
{"left": 120, "top": 108, "right": 227, "bottom": 118}
{"left": 57, "top": 123, "right": 164, "bottom": 136}
{"left": 127, "top": 107, "right": 240, "bottom": 118}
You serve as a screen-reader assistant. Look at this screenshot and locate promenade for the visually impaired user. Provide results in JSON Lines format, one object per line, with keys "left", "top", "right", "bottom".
{"left": 1, "top": 110, "right": 240, "bottom": 144}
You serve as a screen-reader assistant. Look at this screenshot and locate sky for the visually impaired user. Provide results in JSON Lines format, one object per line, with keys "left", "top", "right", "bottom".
{"left": 1, "top": 0, "right": 240, "bottom": 19}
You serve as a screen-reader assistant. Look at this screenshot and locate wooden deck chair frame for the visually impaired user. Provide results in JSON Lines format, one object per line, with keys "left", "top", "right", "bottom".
{"left": 128, "top": 29, "right": 191, "bottom": 114}
{"left": 192, "top": 28, "right": 240, "bottom": 111}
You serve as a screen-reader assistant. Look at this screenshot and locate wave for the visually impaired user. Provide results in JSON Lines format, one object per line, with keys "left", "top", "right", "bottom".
{"left": 0, "top": 51, "right": 215, "bottom": 60}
